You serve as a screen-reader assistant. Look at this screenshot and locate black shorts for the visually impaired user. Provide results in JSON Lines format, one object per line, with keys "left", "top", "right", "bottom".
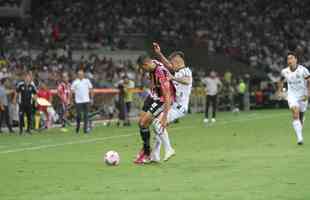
{"left": 142, "top": 96, "right": 164, "bottom": 117}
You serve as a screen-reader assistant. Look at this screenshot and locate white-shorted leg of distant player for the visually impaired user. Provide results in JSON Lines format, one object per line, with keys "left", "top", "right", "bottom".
{"left": 151, "top": 43, "right": 192, "bottom": 161}
{"left": 278, "top": 52, "right": 310, "bottom": 145}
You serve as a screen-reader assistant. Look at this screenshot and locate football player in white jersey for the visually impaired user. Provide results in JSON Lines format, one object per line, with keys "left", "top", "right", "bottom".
{"left": 151, "top": 42, "right": 193, "bottom": 162}
{"left": 278, "top": 52, "right": 310, "bottom": 145}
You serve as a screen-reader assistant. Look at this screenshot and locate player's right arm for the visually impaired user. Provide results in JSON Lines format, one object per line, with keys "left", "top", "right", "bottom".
{"left": 277, "top": 70, "right": 286, "bottom": 99}
{"left": 157, "top": 70, "right": 173, "bottom": 128}
{"left": 152, "top": 42, "right": 174, "bottom": 71}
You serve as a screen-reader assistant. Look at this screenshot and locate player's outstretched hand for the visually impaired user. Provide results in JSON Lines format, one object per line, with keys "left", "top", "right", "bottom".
{"left": 153, "top": 42, "right": 161, "bottom": 54}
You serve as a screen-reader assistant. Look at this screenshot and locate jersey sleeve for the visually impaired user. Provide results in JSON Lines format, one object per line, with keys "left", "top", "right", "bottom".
{"left": 71, "top": 81, "right": 76, "bottom": 91}
{"left": 88, "top": 79, "right": 93, "bottom": 89}
{"left": 217, "top": 78, "right": 222, "bottom": 86}
{"left": 32, "top": 84, "right": 37, "bottom": 94}
{"left": 280, "top": 69, "right": 286, "bottom": 81}
{"left": 16, "top": 82, "right": 22, "bottom": 92}
{"left": 303, "top": 67, "right": 310, "bottom": 79}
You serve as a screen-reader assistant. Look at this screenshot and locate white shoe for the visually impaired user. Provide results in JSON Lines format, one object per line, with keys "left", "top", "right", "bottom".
{"left": 203, "top": 118, "right": 209, "bottom": 123}
{"left": 164, "top": 149, "right": 176, "bottom": 162}
{"left": 150, "top": 152, "right": 160, "bottom": 163}
{"left": 211, "top": 118, "right": 216, "bottom": 123}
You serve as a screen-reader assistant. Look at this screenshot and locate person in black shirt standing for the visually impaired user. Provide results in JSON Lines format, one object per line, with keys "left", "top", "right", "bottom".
{"left": 15, "top": 73, "right": 37, "bottom": 134}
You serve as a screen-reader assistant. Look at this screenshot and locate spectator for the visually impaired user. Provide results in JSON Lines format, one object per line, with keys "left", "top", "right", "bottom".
{"left": 237, "top": 79, "right": 247, "bottom": 111}
{"left": 202, "top": 71, "right": 222, "bottom": 123}
{"left": 35, "top": 82, "right": 52, "bottom": 129}
{"left": 123, "top": 76, "right": 135, "bottom": 126}
{"left": 57, "top": 72, "right": 72, "bottom": 128}
{"left": 71, "top": 69, "right": 94, "bottom": 134}
{"left": 15, "top": 73, "right": 37, "bottom": 135}
{"left": 0, "top": 78, "right": 14, "bottom": 133}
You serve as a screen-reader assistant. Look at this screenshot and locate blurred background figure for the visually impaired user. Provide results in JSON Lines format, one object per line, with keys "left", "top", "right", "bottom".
{"left": 237, "top": 79, "right": 247, "bottom": 111}
{"left": 116, "top": 84, "right": 126, "bottom": 127}
{"left": 71, "top": 69, "right": 94, "bottom": 134}
{"left": 35, "top": 81, "right": 52, "bottom": 130}
{"left": 123, "top": 76, "right": 135, "bottom": 126}
{"left": 15, "top": 73, "right": 37, "bottom": 135}
{"left": 202, "top": 71, "right": 222, "bottom": 123}
{"left": 57, "top": 72, "right": 71, "bottom": 129}
{"left": 0, "top": 78, "right": 14, "bottom": 133}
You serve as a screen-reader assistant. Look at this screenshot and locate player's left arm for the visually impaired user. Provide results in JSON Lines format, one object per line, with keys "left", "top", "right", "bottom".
{"left": 304, "top": 68, "right": 310, "bottom": 97}
{"left": 217, "top": 79, "right": 223, "bottom": 92}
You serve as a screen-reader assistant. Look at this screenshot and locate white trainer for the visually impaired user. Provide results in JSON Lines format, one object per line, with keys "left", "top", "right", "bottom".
{"left": 203, "top": 118, "right": 209, "bottom": 123}
{"left": 164, "top": 149, "right": 176, "bottom": 162}
{"left": 211, "top": 118, "right": 216, "bottom": 123}
{"left": 150, "top": 152, "right": 160, "bottom": 163}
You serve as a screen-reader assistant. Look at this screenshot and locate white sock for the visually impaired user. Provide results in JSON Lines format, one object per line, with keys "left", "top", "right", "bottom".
{"left": 152, "top": 134, "right": 161, "bottom": 160}
{"left": 160, "top": 129, "right": 173, "bottom": 153}
{"left": 293, "top": 120, "right": 303, "bottom": 142}
{"left": 152, "top": 118, "right": 163, "bottom": 134}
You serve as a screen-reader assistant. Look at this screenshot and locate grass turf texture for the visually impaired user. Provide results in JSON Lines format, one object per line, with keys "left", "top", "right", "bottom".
{"left": 0, "top": 109, "right": 310, "bottom": 200}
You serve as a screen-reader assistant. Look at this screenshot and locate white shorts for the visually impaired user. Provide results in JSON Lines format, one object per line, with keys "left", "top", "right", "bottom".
{"left": 152, "top": 103, "right": 187, "bottom": 135}
{"left": 167, "top": 103, "right": 187, "bottom": 123}
{"left": 287, "top": 96, "right": 308, "bottom": 112}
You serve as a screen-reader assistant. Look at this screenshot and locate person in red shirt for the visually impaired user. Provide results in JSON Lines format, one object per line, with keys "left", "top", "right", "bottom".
{"left": 36, "top": 82, "right": 52, "bottom": 129}
{"left": 57, "top": 72, "right": 71, "bottom": 128}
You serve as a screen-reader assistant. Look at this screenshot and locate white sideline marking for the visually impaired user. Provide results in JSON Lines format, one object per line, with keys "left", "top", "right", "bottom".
{"left": 0, "top": 134, "right": 133, "bottom": 154}
{"left": 0, "top": 113, "right": 288, "bottom": 154}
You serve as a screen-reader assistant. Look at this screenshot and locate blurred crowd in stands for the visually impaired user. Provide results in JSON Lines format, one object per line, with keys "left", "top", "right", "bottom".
{"left": 1, "top": 0, "right": 310, "bottom": 72}
{"left": 0, "top": 0, "right": 307, "bottom": 128}
{"left": 0, "top": 0, "right": 20, "bottom": 7}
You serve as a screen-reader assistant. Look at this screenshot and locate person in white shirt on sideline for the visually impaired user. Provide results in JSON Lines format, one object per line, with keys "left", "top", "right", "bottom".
{"left": 202, "top": 71, "right": 222, "bottom": 123}
{"left": 71, "top": 69, "right": 94, "bottom": 134}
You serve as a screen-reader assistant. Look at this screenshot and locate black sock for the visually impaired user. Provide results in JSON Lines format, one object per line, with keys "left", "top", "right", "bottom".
{"left": 212, "top": 110, "right": 216, "bottom": 118}
{"left": 300, "top": 112, "right": 304, "bottom": 125}
{"left": 139, "top": 126, "right": 150, "bottom": 156}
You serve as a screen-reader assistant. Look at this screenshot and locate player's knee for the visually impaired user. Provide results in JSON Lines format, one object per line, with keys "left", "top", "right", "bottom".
{"left": 292, "top": 108, "right": 300, "bottom": 120}
{"left": 139, "top": 117, "right": 148, "bottom": 128}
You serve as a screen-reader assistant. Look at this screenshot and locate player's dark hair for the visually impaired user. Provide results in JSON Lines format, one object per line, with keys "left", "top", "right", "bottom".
{"left": 169, "top": 51, "right": 185, "bottom": 60}
{"left": 287, "top": 51, "right": 298, "bottom": 59}
{"left": 137, "top": 54, "right": 151, "bottom": 67}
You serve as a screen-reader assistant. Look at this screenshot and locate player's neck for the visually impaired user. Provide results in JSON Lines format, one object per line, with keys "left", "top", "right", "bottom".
{"left": 289, "top": 64, "right": 298, "bottom": 72}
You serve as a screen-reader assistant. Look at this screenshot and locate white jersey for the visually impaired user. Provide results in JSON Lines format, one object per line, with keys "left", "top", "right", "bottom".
{"left": 281, "top": 65, "right": 310, "bottom": 100}
{"left": 173, "top": 67, "right": 192, "bottom": 111}
{"left": 202, "top": 77, "right": 222, "bottom": 96}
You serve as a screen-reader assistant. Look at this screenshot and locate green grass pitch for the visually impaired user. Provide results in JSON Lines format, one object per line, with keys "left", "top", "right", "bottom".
{"left": 1, "top": 109, "right": 310, "bottom": 200}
